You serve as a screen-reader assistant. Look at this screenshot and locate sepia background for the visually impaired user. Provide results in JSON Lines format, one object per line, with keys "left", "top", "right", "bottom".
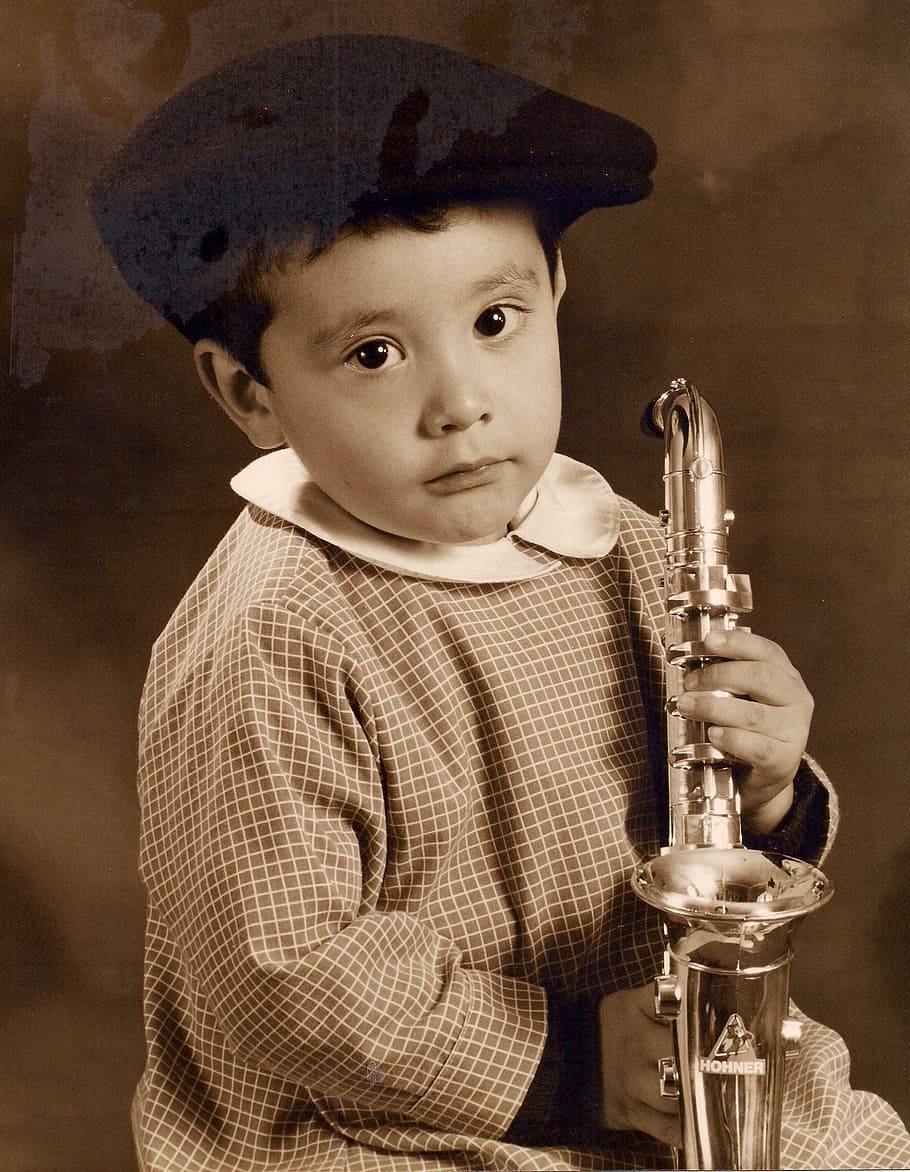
{"left": 2, "top": 2, "right": 908, "bottom": 1168}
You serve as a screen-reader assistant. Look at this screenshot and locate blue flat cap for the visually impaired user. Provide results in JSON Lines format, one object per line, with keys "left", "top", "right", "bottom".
{"left": 91, "top": 34, "right": 656, "bottom": 330}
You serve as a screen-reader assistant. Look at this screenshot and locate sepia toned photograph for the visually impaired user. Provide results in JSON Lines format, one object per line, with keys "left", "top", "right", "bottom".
{"left": 3, "top": 3, "right": 909, "bottom": 1169}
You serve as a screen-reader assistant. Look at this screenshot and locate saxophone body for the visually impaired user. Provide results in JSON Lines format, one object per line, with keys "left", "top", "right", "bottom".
{"left": 631, "top": 379, "right": 833, "bottom": 1170}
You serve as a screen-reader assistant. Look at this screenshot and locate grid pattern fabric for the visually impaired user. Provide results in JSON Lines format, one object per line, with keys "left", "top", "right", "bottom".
{"left": 133, "top": 496, "right": 909, "bottom": 1170}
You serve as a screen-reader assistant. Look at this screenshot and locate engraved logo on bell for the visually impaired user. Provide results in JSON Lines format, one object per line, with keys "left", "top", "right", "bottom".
{"left": 698, "top": 1013, "right": 767, "bottom": 1075}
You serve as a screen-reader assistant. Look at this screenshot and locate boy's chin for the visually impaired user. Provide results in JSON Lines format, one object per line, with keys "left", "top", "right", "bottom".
{"left": 348, "top": 479, "right": 537, "bottom": 545}
{"left": 402, "top": 522, "right": 508, "bottom": 547}
{"left": 448, "top": 528, "right": 509, "bottom": 546}
{"left": 385, "top": 512, "right": 511, "bottom": 547}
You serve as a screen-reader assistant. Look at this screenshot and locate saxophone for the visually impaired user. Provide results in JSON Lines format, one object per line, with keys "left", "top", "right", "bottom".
{"left": 631, "top": 378, "right": 833, "bottom": 1170}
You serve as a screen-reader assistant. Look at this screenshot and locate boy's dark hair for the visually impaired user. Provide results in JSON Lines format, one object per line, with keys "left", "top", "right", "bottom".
{"left": 180, "top": 199, "right": 563, "bottom": 387}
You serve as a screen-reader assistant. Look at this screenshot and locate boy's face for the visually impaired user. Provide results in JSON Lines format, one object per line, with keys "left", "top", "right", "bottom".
{"left": 252, "top": 205, "right": 564, "bottom": 545}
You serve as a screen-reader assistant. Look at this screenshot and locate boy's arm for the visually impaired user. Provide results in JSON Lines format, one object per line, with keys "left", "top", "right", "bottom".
{"left": 139, "top": 600, "right": 547, "bottom": 1142}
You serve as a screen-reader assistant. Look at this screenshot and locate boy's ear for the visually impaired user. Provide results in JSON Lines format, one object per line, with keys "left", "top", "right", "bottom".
{"left": 192, "top": 340, "right": 286, "bottom": 449}
{"left": 552, "top": 250, "right": 567, "bottom": 308}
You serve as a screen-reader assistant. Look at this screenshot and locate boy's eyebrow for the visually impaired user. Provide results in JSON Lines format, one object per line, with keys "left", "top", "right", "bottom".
{"left": 307, "top": 265, "right": 542, "bottom": 354}
{"left": 469, "top": 265, "right": 541, "bottom": 296}
{"left": 308, "top": 309, "right": 387, "bottom": 354}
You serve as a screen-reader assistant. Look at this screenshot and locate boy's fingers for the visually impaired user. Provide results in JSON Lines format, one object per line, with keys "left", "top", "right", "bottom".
{"left": 707, "top": 725, "right": 798, "bottom": 773}
{"left": 702, "top": 628, "right": 796, "bottom": 668}
{"left": 617, "top": 1101, "right": 682, "bottom": 1149}
{"left": 602, "top": 1069, "right": 681, "bottom": 1140}
{"left": 676, "top": 693, "right": 803, "bottom": 743}
{"left": 600, "top": 986, "right": 681, "bottom": 1143}
{"left": 683, "top": 660, "right": 808, "bottom": 707}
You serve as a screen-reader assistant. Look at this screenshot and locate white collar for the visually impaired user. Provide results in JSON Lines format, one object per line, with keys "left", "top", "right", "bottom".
{"left": 230, "top": 449, "right": 619, "bottom": 583}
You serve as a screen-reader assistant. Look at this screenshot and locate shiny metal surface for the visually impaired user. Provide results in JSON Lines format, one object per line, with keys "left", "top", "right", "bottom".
{"left": 634, "top": 848, "right": 831, "bottom": 926}
{"left": 654, "top": 379, "right": 754, "bottom": 852}
{"left": 635, "top": 381, "right": 833, "bottom": 1169}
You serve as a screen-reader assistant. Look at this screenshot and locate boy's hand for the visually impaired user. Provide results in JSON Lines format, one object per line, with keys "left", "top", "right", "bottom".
{"left": 674, "top": 628, "right": 813, "bottom": 834}
{"left": 598, "top": 985, "right": 681, "bottom": 1148}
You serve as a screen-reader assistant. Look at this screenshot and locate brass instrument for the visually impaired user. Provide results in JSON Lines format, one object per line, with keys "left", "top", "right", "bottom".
{"left": 632, "top": 378, "right": 833, "bottom": 1170}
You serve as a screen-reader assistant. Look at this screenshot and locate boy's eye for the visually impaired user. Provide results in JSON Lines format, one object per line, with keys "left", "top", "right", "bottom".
{"left": 474, "top": 304, "right": 522, "bottom": 338}
{"left": 344, "top": 339, "right": 404, "bottom": 371}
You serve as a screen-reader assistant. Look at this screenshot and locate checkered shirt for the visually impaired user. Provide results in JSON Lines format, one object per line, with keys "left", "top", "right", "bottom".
{"left": 133, "top": 475, "right": 910, "bottom": 1170}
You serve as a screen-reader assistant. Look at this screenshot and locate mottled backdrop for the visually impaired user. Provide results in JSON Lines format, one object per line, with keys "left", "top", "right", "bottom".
{"left": 2, "top": 2, "right": 908, "bottom": 1169}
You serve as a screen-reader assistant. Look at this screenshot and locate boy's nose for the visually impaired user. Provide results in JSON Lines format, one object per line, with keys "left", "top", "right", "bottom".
{"left": 421, "top": 365, "right": 494, "bottom": 436}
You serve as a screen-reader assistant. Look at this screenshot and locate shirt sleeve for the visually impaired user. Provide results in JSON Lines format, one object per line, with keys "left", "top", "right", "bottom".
{"left": 137, "top": 600, "right": 546, "bottom": 1142}
{"left": 780, "top": 1007, "right": 910, "bottom": 1169}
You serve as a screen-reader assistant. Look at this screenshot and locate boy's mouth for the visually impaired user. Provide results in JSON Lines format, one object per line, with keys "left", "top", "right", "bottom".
{"left": 426, "top": 459, "right": 506, "bottom": 492}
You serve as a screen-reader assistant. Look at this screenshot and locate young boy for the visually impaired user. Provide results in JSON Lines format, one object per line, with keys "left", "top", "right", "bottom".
{"left": 92, "top": 35, "right": 910, "bottom": 1172}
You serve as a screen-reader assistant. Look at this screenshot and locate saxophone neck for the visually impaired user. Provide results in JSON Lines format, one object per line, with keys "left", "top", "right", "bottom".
{"left": 651, "top": 378, "right": 731, "bottom": 569}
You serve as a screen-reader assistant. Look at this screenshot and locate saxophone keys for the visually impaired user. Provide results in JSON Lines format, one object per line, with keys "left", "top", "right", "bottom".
{"left": 782, "top": 1017, "right": 803, "bottom": 1059}
{"left": 658, "top": 1056, "right": 681, "bottom": 1099}
{"left": 667, "top": 638, "right": 734, "bottom": 669}
{"left": 654, "top": 972, "right": 682, "bottom": 1020}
